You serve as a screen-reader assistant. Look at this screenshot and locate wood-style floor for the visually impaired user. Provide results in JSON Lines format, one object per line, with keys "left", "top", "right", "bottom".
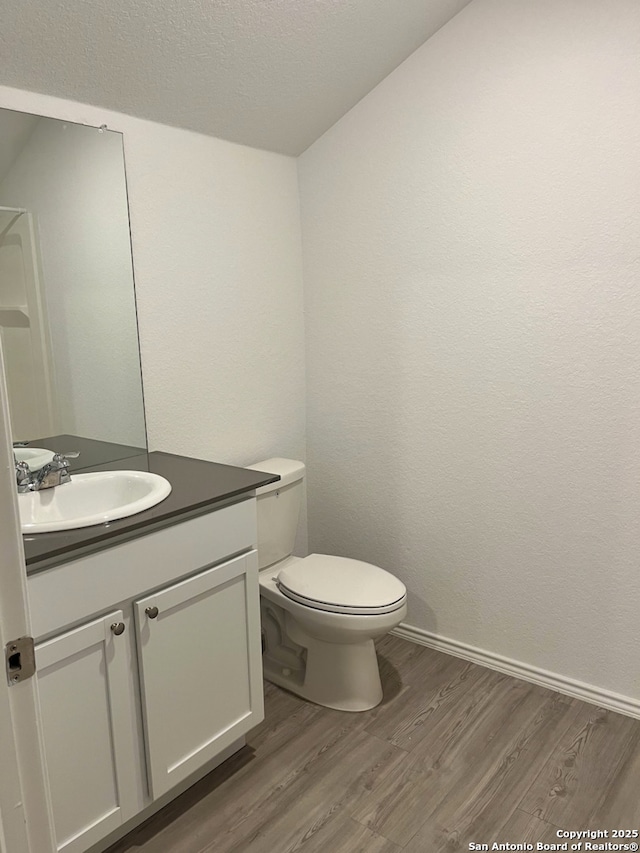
{"left": 106, "top": 636, "right": 640, "bottom": 853}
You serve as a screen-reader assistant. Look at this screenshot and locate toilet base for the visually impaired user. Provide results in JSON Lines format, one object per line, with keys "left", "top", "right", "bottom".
{"left": 261, "top": 601, "right": 383, "bottom": 711}
{"left": 264, "top": 633, "right": 383, "bottom": 712}
{"left": 259, "top": 571, "right": 405, "bottom": 712}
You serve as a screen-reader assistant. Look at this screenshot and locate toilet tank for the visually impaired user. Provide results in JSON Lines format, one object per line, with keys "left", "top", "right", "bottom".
{"left": 245, "top": 458, "right": 305, "bottom": 570}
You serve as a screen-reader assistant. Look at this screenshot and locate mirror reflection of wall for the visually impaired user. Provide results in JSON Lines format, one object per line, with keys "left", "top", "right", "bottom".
{"left": 0, "top": 205, "right": 55, "bottom": 437}
{"left": 0, "top": 109, "right": 147, "bottom": 452}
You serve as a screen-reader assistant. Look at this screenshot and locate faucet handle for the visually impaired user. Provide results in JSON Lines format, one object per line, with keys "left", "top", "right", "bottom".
{"left": 15, "top": 458, "right": 31, "bottom": 491}
{"left": 56, "top": 452, "right": 79, "bottom": 483}
{"left": 51, "top": 454, "right": 73, "bottom": 476}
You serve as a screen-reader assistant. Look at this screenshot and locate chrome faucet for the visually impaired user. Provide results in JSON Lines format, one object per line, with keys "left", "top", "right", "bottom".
{"left": 15, "top": 453, "right": 76, "bottom": 493}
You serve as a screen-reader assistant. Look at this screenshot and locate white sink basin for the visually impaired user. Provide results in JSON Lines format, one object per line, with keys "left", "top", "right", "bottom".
{"left": 19, "top": 471, "right": 172, "bottom": 534}
{"left": 14, "top": 447, "right": 55, "bottom": 471}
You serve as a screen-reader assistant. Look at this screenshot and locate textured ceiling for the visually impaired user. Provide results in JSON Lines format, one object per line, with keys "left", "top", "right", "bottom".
{"left": 0, "top": 0, "right": 472, "bottom": 155}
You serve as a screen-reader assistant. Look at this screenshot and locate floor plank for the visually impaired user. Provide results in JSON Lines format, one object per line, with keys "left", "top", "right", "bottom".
{"left": 518, "top": 703, "right": 640, "bottom": 828}
{"left": 494, "top": 809, "right": 568, "bottom": 846}
{"left": 268, "top": 813, "right": 402, "bottom": 853}
{"left": 402, "top": 690, "right": 578, "bottom": 851}
{"left": 352, "top": 671, "right": 546, "bottom": 846}
{"left": 586, "top": 728, "right": 640, "bottom": 830}
{"left": 365, "top": 651, "right": 497, "bottom": 751}
{"left": 216, "top": 730, "right": 405, "bottom": 853}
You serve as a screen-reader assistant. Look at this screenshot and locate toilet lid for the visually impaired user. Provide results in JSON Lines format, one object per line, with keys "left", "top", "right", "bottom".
{"left": 276, "top": 554, "right": 407, "bottom": 615}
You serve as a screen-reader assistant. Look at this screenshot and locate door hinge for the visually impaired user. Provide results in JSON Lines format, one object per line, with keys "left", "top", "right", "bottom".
{"left": 5, "top": 637, "right": 36, "bottom": 685}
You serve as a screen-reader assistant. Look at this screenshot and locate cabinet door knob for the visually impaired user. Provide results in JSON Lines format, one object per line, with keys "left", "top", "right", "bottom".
{"left": 145, "top": 606, "right": 159, "bottom": 619}
{"left": 110, "top": 622, "right": 126, "bottom": 635}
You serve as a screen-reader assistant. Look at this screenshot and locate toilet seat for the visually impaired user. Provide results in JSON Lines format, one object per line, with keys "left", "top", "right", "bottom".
{"left": 276, "top": 554, "right": 407, "bottom": 615}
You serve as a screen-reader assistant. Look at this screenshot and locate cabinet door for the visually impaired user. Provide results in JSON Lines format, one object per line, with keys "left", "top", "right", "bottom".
{"left": 35, "top": 611, "right": 137, "bottom": 853}
{"left": 135, "top": 551, "right": 264, "bottom": 799}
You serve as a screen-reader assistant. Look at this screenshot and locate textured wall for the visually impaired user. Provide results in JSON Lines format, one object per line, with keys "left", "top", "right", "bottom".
{"left": 299, "top": 0, "right": 640, "bottom": 701}
{"left": 0, "top": 87, "right": 307, "bottom": 553}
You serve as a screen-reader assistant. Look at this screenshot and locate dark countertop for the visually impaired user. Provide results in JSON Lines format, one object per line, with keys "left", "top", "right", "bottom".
{"left": 23, "top": 449, "right": 279, "bottom": 573}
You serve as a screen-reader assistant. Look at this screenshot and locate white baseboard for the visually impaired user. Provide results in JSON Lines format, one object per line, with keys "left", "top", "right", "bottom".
{"left": 392, "top": 623, "right": 640, "bottom": 720}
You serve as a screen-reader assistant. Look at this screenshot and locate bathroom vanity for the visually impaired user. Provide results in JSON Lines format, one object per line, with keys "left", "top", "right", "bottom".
{"left": 4, "top": 112, "right": 281, "bottom": 852}
{"left": 23, "top": 450, "right": 278, "bottom": 853}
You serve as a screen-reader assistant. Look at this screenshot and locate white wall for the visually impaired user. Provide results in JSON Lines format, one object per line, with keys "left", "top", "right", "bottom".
{"left": 0, "top": 86, "right": 307, "bottom": 547}
{"left": 299, "top": 0, "right": 640, "bottom": 703}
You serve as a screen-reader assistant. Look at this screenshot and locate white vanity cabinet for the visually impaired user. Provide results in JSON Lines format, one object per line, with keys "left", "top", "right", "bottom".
{"left": 27, "top": 497, "right": 264, "bottom": 853}
{"left": 135, "top": 552, "right": 263, "bottom": 799}
{"left": 35, "top": 611, "right": 138, "bottom": 853}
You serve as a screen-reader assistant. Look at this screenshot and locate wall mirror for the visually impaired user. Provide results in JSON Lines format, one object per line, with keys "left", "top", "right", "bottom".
{"left": 0, "top": 108, "right": 147, "bottom": 469}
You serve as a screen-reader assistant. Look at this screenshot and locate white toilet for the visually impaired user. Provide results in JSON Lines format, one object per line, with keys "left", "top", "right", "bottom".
{"left": 247, "top": 458, "right": 407, "bottom": 712}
